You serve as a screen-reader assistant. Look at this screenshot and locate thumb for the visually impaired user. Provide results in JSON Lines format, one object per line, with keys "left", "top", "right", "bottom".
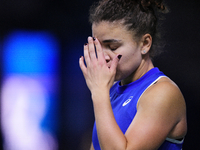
{"left": 110, "top": 55, "right": 122, "bottom": 73}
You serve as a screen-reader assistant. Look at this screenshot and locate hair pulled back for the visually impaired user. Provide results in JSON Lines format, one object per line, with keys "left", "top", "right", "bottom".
{"left": 89, "top": 0, "right": 167, "bottom": 58}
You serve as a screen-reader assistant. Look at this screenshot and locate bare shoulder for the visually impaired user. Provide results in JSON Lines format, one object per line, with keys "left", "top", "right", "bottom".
{"left": 138, "top": 76, "right": 186, "bottom": 121}
{"left": 139, "top": 77, "right": 185, "bottom": 106}
{"left": 124, "top": 77, "right": 187, "bottom": 149}
{"left": 137, "top": 76, "right": 187, "bottom": 138}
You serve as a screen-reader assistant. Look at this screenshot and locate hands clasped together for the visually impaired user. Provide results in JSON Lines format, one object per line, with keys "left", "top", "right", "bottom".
{"left": 79, "top": 37, "right": 122, "bottom": 94}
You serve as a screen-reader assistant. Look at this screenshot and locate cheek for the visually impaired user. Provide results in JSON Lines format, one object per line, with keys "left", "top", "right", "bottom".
{"left": 115, "top": 46, "right": 141, "bottom": 67}
{"left": 119, "top": 45, "right": 139, "bottom": 60}
{"left": 116, "top": 51, "right": 142, "bottom": 73}
{"left": 116, "top": 55, "right": 133, "bottom": 74}
{"left": 118, "top": 51, "right": 135, "bottom": 66}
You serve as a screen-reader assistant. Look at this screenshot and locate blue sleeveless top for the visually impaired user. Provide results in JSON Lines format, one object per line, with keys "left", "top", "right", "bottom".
{"left": 92, "top": 67, "right": 184, "bottom": 150}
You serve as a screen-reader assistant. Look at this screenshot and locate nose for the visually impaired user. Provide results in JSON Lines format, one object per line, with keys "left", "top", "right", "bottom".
{"left": 104, "top": 51, "right": 111, "bottom": 63}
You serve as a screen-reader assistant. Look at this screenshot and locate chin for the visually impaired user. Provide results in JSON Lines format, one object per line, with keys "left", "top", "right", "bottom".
{"left": 114, "top": 73, "right": 124, "bottom": 82}
{"left": 114, "top": 71, "right": 132, "bottom": 84}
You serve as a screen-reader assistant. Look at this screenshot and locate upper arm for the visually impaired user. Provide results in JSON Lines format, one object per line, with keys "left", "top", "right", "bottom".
{"left": 124, "top": 80, "right": 186, "bottom": 150}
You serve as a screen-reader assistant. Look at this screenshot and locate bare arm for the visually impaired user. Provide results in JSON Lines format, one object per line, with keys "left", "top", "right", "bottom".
{"left": 92, "top": 89, "right": 127, "bottom": 149}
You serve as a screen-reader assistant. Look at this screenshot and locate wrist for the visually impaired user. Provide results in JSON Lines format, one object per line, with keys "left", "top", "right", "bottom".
{"left": 91, "top": 88, "right": 110, "bottom": 102}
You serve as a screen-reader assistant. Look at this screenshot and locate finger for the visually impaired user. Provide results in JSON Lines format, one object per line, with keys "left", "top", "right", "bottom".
{"left": 88, "top": 36, "right": 97, "bottom": 61}
{"left": 94, "top": 37, "right": 106, "bottom": 64}
{"left": 79, "top": 56, "right": 87, "bottom": 75}
{"left": 110, "top": 55, "right": 122, "bottom": 73}
{"left": 83, "top": 43, "right": 90, "bottom": 66}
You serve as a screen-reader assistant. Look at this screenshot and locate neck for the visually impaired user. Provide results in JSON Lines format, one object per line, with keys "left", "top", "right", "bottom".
{"left": 121, "top": 55, "right": 154, "bottom": 85}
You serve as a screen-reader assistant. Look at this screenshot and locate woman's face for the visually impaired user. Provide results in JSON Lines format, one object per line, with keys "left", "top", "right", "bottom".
{"left": 92, "top": 21, "right": 144, "bottom": 83}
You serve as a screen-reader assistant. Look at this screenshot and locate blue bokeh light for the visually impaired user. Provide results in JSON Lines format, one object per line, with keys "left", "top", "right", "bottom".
{"left": 3, "top": 30, "right": 59, "bottom": 74}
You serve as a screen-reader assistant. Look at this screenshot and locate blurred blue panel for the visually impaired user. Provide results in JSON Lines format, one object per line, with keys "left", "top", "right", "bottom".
{"left": 3, "top": 30, "right": 59, "bottom": 74}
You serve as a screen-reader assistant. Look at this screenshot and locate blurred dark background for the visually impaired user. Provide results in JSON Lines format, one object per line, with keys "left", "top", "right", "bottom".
{"left": 0, "top": 0, "right": 199, "bottom": 149}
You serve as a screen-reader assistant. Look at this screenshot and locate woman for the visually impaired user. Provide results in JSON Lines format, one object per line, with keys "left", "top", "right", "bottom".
{"left": 79, "top": 0, "right": 187, "bottom": 149}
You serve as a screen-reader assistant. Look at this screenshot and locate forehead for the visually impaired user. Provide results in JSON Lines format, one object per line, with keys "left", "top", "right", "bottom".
{"left": 92, "top": 21, "right": 133, "bottom": 40}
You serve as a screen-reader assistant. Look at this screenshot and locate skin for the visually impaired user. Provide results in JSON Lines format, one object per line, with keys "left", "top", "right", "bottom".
{"left": 79, "top": 21, "right": 187, "bottom": 150}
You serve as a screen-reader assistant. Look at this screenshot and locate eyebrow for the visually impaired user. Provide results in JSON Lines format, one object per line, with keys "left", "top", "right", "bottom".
{"left": 102, "top": 39, "right": 122, "bottom": 43}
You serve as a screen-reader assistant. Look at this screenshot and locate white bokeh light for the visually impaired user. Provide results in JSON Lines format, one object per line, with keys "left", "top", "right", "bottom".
{"left": 1, "top": 75, "right": 58, "bottom": 150}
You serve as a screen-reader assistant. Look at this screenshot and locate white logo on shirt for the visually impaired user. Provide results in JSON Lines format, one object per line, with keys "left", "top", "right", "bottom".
{"left": 122, "top": 96, "right": 133, "bottom": 106}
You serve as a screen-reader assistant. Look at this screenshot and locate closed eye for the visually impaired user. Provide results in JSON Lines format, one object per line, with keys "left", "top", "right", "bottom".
{"left": 109, "top": 46, "right": 118, "bottom": 51}
{"left": 102, "top": 39, "right": 122, "bottom": 50}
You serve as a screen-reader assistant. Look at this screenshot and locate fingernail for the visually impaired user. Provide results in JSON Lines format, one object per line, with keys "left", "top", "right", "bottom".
{"left": 80, "top": 56, "right": 82, "bottom": 58}
{"left": 88, "top": 37, "right": 92, "bottom": 41}
{"left": 84, "top": 43, "right": 88, "bottom": 46}
{"left": 118, "top": 55, "right": 122, "bottom": 60}
{"left": 93, "top": 37, "right": 96, "bottom": 41}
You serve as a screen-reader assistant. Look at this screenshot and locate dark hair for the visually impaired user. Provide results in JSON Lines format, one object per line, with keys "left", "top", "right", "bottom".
{"left": 89, "top": 0, "right": 168, "bottom": 58}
